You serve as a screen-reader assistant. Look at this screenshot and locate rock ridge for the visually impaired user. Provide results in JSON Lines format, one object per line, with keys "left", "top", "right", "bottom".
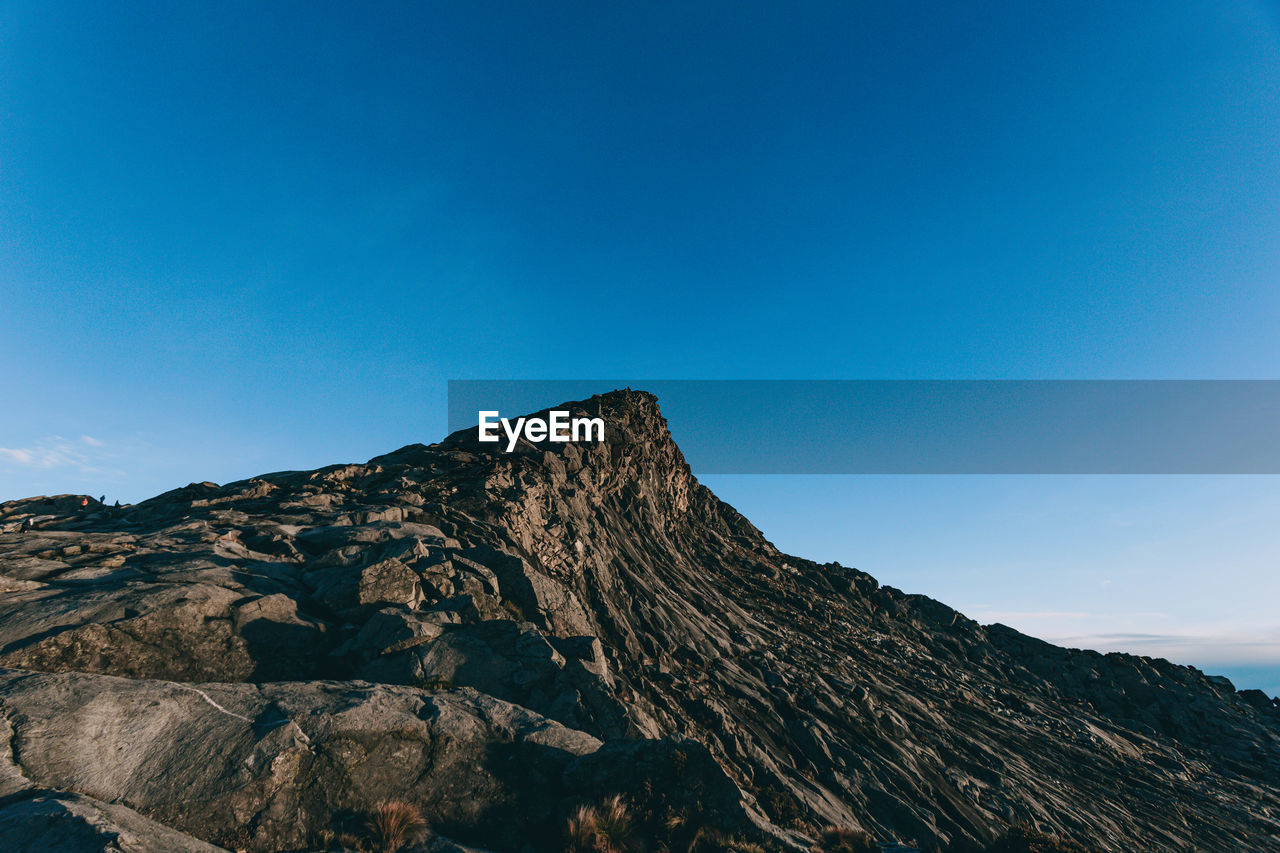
{"left": 0, "top": 389, "right": 1276, "bottom": 851}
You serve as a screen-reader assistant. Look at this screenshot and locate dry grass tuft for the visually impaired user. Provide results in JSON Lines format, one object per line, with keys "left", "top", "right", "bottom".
{"left": 336, "top": 832, "right": 368, "bottom": 853}
{"left": 987, "top": 824, "right": 1100, "bottom": 853}
{"left": 813, "top": 826, "right": 878, "bottom": 853}
{"left": 688, "top": 826, "right": 768, "bottom": 853}
{"left": 365, "top": 799, "right": 427, "bottom": 853}
{"left": 567, "top": 794, "right": 636, "bottom": 853}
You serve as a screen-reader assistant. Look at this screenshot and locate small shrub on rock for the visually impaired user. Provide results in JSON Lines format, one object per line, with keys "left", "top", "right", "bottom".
{"left": 336, "top": 833, "right": 368, "bottom": 853}
{"left": 985, "top": 824, "right": 1098, "bottom": 853}
{"left": 568, "top": 795, "right": 637, "bottom": 853}
{"left": 812, "top": 826, "right": 878, "bottom": 853}
{"left": 566, "top": 792, "right": 777, "bottom": 853}
{"left": 687, "top": 826, "right": 768, "bottom": 853}
{"left": 365, "top": 799, "right": 427, "bottom": 853}
{"left": 749, "top": 784, "right": 804, "bottom": 828}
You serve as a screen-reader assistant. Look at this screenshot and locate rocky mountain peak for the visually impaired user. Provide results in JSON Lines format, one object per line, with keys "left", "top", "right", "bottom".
{"left": 0, "top": 391, "right": 1277, "bottom": 852}
{"left": 437, "top": 389, "right": 701, "bottom": 516}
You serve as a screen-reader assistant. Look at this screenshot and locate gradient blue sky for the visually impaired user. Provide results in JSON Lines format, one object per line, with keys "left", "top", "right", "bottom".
{"left": 2, "top": 3, "right": 1278, "bottom": 692}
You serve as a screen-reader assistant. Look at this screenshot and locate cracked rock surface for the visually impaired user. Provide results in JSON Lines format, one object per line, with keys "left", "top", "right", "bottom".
{"left": 0, "top": 390, "right": 1277, "bottom": 851}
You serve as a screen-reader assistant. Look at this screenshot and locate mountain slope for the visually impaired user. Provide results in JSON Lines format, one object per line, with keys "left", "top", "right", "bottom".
{"left": 0, "top": 390, "right": 1277, "bottom": 852}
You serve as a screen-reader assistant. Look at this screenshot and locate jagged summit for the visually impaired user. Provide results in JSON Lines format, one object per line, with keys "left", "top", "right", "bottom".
{"left": 369, "top": 389, "right": 663, "bottom": 461}
{"left": 440, "top": 388, "right": 668, "bottom": 447}
{"left": 0, "top": 392, "right": 1277, "bottom": 852}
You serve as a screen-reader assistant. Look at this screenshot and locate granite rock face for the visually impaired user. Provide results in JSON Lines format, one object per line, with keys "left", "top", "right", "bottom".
{"left": 0, "top": 791, "right": 227, "bottom": 853}
{"left": 0, "top": 669, "right": 617, "bottom": 851}
{"left": 0, "top": 390, "right": 1277, "bottom": 852}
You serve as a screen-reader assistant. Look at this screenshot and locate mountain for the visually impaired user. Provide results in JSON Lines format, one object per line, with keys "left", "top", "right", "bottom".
{"left": 0, "top": 390, "right": 1277, "bottom": 852}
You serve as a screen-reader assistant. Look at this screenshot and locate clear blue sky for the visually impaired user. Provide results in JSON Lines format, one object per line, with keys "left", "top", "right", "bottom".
{"left": 2, "top": 3, "right": 1278, "bottom": 692}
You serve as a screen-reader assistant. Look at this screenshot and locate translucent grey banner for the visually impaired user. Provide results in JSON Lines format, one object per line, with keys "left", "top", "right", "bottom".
{"left": 447, "top": 380, "right": 1280, "bottom": 474}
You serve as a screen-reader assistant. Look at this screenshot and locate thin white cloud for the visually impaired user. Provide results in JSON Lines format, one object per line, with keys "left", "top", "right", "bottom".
{"left": 0, "top": 448, "right": 34, "bottom": 465}
{"left": 961, "top": 601, "right": 1280, "bottom": 671}
{"left": 1045, "top": 628, "right": 1280, "bottom": 665}
{"left": 0, "top": 436, "right": 104, "bottom": 472}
